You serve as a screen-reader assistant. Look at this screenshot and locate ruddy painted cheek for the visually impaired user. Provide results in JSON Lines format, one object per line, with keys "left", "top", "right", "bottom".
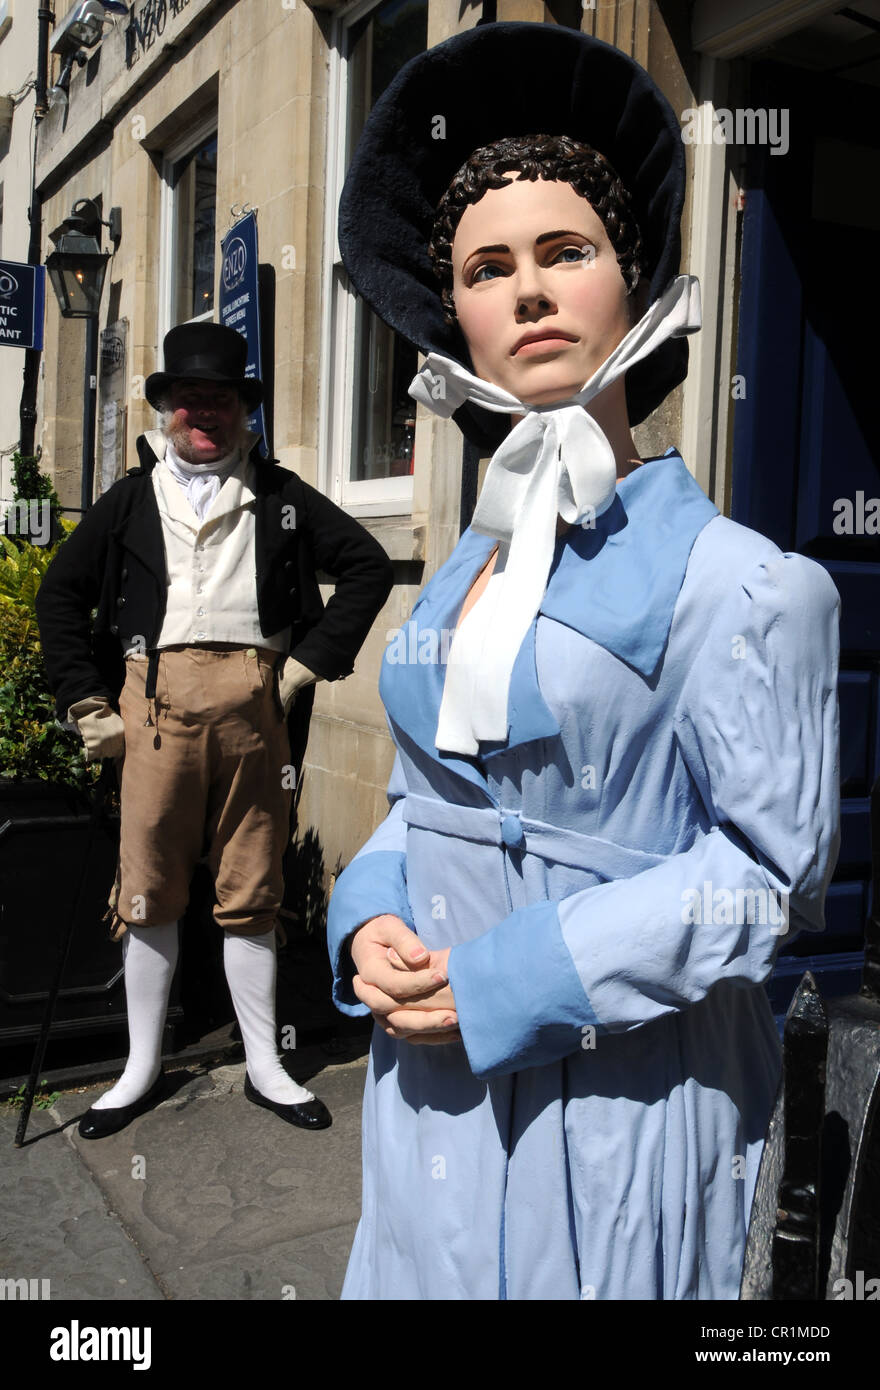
{"left": 454, "top": 303, "right": 492, "bottom": 375}
{"left": 466, "top": 313, "right": 496, "bottom": 369}
{"left": 459, "top": 269, "right": 506, "bottom": 335}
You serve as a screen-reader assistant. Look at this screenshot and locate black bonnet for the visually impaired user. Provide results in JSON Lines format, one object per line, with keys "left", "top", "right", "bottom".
{"left": 338, "top": 22, "right": 688, "bottom": 448}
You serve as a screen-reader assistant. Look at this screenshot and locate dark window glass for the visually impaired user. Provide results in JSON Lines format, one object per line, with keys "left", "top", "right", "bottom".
{"left": 346, "top": 1, "right": 428, "bottom": 483}
{"left": 172, "top": 133, "right": 217, "bottom": 322}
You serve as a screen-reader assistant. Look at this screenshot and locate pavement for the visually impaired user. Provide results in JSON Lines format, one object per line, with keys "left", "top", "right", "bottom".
{"left": 0, "top": 1040, "right": 369, "bottom": 1302}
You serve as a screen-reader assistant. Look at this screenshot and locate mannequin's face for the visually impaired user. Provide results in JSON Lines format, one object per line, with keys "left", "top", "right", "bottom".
{"left": 450, "top": 177, "right": 633, "bottom": 406}
{"left": 165, "top": 381, "right": 243, "bottom": 464}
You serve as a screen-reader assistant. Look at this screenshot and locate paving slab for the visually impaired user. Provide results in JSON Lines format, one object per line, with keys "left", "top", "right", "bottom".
{"left": 0, "top": 1104, "right": 164, "bottom": 1301}
{"left": 145, "top": 1221, "right": 360, "bottom": 1301}
{"left": 40, "top": 1053, "right": 367, "bottom": 1301}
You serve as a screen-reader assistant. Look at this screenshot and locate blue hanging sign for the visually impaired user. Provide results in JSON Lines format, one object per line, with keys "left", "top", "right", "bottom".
{"left": 0, "top": 260, "right": 46, "bottom": 350}
{"left": 219, "top": 211, "right": 267, "bottom": 457}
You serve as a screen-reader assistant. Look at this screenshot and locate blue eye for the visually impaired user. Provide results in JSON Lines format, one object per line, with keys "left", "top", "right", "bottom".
{"left": 470, "top": 244, "right": 593, "bottom": 283}
{"left": 554, "top": 245, "right": 593, "bottom": 263}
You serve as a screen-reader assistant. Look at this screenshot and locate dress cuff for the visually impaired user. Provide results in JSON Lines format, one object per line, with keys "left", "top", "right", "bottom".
{"left": 448, "top": 900, "right": 599, "bottom": 1078}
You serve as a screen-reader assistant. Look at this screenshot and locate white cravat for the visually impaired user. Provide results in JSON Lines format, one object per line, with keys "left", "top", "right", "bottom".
{"left": 164, "top": 441, "right": 240, "bottom": 522}
{"left": 407, "top": 275, "right": 702, "bottom": 755}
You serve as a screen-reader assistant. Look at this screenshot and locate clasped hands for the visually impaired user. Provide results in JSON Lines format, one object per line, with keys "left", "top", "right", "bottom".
{"left": 350, "top": 914, "right": 459, "bottom": 1045}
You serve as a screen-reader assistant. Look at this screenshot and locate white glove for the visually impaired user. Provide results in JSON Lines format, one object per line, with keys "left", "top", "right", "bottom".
{"left": 68, "top": 696, "right": 126, "bottom": 762}
{"left": 278, "top": 658, "right": 318, "bottom": 716}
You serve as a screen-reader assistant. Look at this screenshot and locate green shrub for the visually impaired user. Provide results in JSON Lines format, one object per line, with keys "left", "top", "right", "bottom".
{"left": 11, "top": 450, "right": 61, "bottom": 522}
{"left": 0, "top": 533, "right": 97, "bottom": 790}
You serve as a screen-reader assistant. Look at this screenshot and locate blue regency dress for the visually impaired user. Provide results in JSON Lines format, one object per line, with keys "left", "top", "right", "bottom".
{"left": 327, "top": 450, "right": 841, "bottom": 1301}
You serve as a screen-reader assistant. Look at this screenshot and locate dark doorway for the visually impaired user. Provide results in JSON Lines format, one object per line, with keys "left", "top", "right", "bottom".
{"left": 732, "top": 60, "right": 880, "bottom": 1016}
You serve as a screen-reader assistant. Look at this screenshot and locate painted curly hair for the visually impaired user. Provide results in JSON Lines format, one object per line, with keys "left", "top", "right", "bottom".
{"left": 428, "top": 133, "right": 643, "bottom": 326}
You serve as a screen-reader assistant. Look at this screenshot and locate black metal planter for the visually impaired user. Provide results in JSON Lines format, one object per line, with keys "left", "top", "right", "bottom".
{"left": 0, "top": 779, "right": 181, "bottom": 1070}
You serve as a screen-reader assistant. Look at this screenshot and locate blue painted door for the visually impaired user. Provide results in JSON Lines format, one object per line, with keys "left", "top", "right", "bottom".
{"left": 731, "top": 62, "right": 880, "bottom": 1018}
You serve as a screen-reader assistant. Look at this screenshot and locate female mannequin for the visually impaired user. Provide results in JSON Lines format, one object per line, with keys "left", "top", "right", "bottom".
{"left": 327, "top": 25, "right": 840, "bottom": 1300}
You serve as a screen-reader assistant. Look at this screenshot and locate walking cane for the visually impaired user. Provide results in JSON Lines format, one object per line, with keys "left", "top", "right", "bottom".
{"left": 13, "top": 759, "right": 117, "bottom": 1147}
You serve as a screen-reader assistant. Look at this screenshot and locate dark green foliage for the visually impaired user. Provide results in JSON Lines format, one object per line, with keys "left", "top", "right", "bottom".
{"left": 11, "top": 450, "right": 61, "bottom": 516}
{"left": 0, "top": 532, "right": 97, "bottom": 789}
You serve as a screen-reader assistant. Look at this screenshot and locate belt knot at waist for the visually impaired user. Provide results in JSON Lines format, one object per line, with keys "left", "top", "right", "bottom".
{"left": 401, "top": 793, "right": 668, "bottom": 881}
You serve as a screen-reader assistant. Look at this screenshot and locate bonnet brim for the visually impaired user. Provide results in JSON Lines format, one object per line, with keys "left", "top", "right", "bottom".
{"left": 338, "top": 21, "right": 688, "bottom": 444}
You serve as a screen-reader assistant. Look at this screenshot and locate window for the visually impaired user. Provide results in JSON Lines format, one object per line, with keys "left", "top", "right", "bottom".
{"left": 158, "top": 116, "right": 218, "bottom": 342}
{"left": 321, "top": 0, "right": 429, "bottom": 514}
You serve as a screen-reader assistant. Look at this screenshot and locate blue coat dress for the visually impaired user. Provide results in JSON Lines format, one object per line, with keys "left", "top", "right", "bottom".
{"left": 326, "top": 450, "right": 841, "bottom": 1301}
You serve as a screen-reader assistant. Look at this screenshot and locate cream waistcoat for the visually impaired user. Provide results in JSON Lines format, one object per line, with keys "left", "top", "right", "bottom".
{"left": 143, "top": 434, "right": 290, "bottom": 653}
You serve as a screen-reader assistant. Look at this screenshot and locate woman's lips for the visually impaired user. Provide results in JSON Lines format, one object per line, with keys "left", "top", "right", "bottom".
{"left": 513, "top": 334, "right": 576, "bottom": 356}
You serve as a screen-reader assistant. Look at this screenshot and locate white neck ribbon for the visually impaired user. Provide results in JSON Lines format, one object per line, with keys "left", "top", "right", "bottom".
{"left": 164, "top": 442, "right": 242, "bottom": 523}
{"left": 407, "top": 274, "right": 701, "bottom": 756}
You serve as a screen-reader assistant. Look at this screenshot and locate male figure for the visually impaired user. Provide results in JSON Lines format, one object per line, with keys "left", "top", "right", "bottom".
{"left": 37, "top": 322, "right": 393, "bottom": 1136}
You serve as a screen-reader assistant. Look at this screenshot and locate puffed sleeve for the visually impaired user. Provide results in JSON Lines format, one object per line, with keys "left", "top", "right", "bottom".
{"left": 326, "top": 753, "right": 414, "bottom": 1015}
{"left": 447, "top": 552, "right": 841, "bottom": 1078}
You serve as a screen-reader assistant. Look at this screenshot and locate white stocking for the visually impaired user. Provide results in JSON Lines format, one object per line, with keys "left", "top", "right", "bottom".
{"left": 92, "top": 921, "right": 178, "bottom": 1110}
{"left": 223, "top": 930, "right": 314, "bottom": 1105}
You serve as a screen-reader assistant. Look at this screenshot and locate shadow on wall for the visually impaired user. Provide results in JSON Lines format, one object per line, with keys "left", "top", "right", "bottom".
{"left": 277, "top": 829, "right": 352, "bottom": 1041}
{"left": 180, "top": 832, "right": 353, "bottom": 1046}
{"left": 283, "top": 826, "right": 345, "bottom": 938}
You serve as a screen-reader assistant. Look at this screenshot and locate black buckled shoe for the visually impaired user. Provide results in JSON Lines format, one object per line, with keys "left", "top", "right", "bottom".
{"left": 78, "top": 1070, "right": 167, "bottom": 1140}
{"left": 244, "top": 1073, "right": 332, "bottom": 1130}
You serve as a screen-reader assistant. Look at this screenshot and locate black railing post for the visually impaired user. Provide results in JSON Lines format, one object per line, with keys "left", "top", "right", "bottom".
{"left": 771, "top": 971, "right": 828, "bottom": 1299}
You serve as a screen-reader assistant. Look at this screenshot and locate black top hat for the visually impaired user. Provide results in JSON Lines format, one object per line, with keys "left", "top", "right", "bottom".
{"left": 338, "top": 22, "right": 688, "bottom": 447}
{"left": 145, "top": 322, "right": 264, "bottom": 412}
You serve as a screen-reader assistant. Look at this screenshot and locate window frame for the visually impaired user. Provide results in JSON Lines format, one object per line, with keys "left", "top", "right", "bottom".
{"left": 318, "top": 0, "right": 426, "bottom": 516}
{"left": 158, "top": 113, "right": 220, "bottom": 346}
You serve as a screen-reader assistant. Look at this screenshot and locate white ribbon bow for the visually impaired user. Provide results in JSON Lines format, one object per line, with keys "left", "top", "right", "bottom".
{"left": 407, "top": 274, "right": 702, "bottom": 755}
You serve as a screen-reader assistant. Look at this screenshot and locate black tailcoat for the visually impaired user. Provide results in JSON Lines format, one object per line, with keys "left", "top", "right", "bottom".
{"left": 36, "top": 437, "right": 395, "bottom": 779}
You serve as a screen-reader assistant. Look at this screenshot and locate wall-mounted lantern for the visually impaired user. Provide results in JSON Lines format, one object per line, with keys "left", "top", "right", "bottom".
{"left": 45, "top": 198, "right": 121, "bottom": 511}
{"left": 45, "top": 201, "right": 117, "bottom": 317}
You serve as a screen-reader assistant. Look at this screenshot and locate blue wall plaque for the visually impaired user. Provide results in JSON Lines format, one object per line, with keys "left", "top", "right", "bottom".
{"left": 219, "top": 212, "right": 267, "bottom": 457}
{"left": 0, "top": 260, "right": 46, "bottom": 351}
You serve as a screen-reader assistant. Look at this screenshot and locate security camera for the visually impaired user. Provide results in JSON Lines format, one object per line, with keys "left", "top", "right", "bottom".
{"left": 49, "top": 1, "right": 109, "bottom": 57}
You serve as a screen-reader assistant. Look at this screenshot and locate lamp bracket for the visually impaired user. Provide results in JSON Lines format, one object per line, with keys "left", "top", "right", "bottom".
{"left": 55, "top": 198, "right": 122, "bottom": 248}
